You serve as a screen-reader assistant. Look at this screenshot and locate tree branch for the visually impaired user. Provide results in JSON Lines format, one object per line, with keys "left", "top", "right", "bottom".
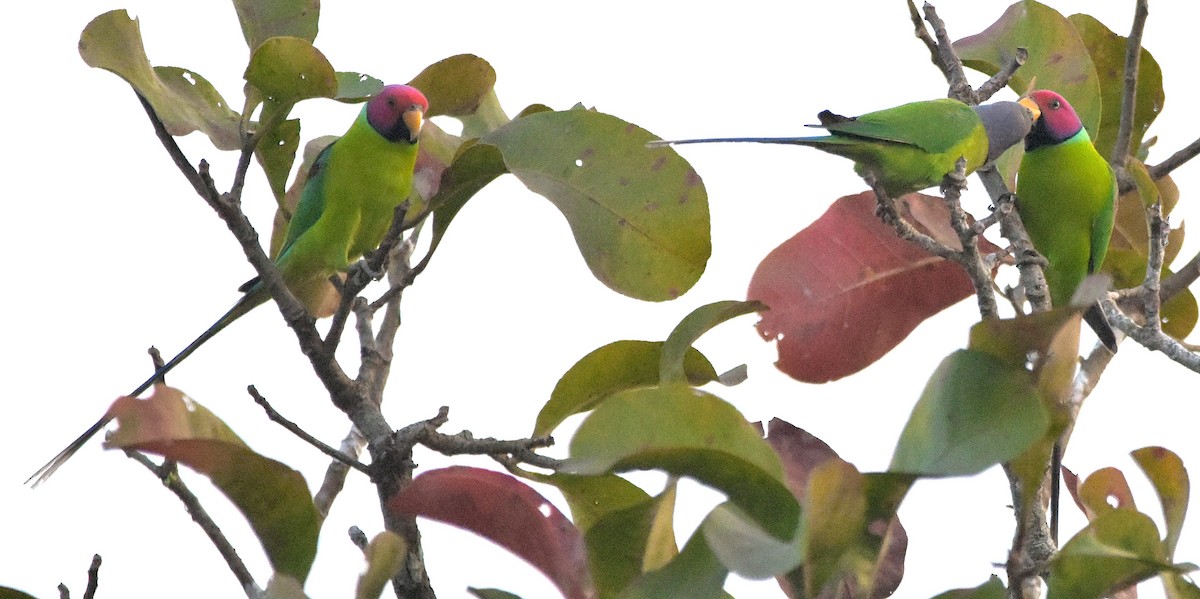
{"left": 1111, "top": 0, "right": 1150, "bottom": 167}
{"left": 922, "top": 3, "right": 974, "bottom": 103}
{"left": 1149, "top": 136, "right": 1200, "bottom": 180}
{"left": 83, "top": 554, "right": 101, "bottom": 599}
{"left": 249, "top": 385, "right": 370, "bottom": 474}
{"left": 1104, "top": 300, "right": 1200, "bottom": 372}
{"left": 128, "top": 452, "right": 260, "bottom": 597}
{"left": 976, "top": 48, "right": 1029, "bottom": 103}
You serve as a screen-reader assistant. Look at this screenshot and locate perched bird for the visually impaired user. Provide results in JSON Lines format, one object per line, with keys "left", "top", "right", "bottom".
{"left": 1016, "top": 89, "right": 1117, "bottom": 350}
{"left": 649, "top": 98, "right": 1038, "bottom": 197}
{"left": 29, "top": 84, "right": 429, "bottom": 485}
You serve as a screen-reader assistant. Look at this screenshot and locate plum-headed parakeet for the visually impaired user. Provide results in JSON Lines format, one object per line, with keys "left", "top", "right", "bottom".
{"left": 30, "top": 84, "right": 429, "bottom": 484}
{"left": 651, "top": 98, "right": 1038, "bottom": 196}
{"left": 1016, "top": 89, "right": 1117, "bottom": 350}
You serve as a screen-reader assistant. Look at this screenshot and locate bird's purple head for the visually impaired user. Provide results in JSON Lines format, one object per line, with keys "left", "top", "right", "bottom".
{"left": 366, "top": 84, "right": 428, "bottom": 144}
{"left": 1024, "top": 90, "right": 1084, "bottom": 151}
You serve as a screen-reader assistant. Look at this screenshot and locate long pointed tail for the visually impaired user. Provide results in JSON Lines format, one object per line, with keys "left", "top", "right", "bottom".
{"left": 28, "top": 294, "right": 265, "bottom": 486}
{"left": 646, "top": 136, "right": 826, "bottom": 148}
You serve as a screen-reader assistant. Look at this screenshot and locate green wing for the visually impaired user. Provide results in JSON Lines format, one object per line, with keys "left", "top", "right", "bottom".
{"left": 278, "top": 141, "right": 336, "bottom": 263}
{"left": 820, "top": 98, "right": 979, "bottom": 154}
{"left": 1089, "top": 175, "right": 1117, "bottom": 273}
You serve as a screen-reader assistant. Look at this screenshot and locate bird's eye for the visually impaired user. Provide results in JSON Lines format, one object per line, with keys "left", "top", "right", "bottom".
{"left": 1050, "top": 99, "right": 1061, "bottom": 109}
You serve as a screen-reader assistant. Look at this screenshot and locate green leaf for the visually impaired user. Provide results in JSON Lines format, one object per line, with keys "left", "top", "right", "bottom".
{"left": 103, "top": 385, "right": 319, "bottom": 582}
{"left": 483, "top": 110, "right": 711, "bottom": 302}
{"left": 79, "top": 11, "right": 241, "bottom": 150}
{"left": 423, "top": 141, "right": 508, "bottom": 268}
{"left": 1132, "top": 446, "right": 1190, "bottom": 558}
{"left": 0, "top": 587, "right": 39, "bottom": 599}
{"left": 889, "top": 349, "right": 1048, "bottom": 477}
{"left": 802, "top": 460, "right": 869, "bottom": 595}
{"left": 356, "top": 532, "right": 407, "bottom": 599}
{"left": 700, "top": 502, "right": 803, "bottom": 580}
{"left": 930, "top": 576, "right": 1007, "bottom": 599}
{"left": 244, "top": 36, "right": 337, "bottom": 108}
{"left": 256, "top": 118, "right": 300, "bottom": 203}
{"left": 232, "top": 0, "right": 318, "bottom": 51}
{"left": 408, "top": 54, "right": 499, "bottom": 118}
{"left": 534, "top": 340, "right": 719, "bottom": 437}
{"left": 967, "top": 308, "right": 1082, "bottom": 507}
{"left": 565, "top": 386, "right": 798, "bottom": 540}
{"left": 523, "top": 472, "right": 671, "bottom": 599}
{"left": 619, "top": 530, "right": 728, "bottom": 599}
{"left": 1077, "top": 467, "right": 1136, "bottom": 518}
{"left": 660, "top": 301, "right": 763, "bottom": 385}
{"left": 1068, "top": 13, "right": 1164, "bottom": 162}
{"left": 1049, "top": 509, "right": 1181, "bottom": 599}
{"left": 955, "top": 0, "right": 1101, "bottom": 137}
{"left": 334, "top": 72, "right": 384, "bottom": 102}
{"left": 468, "top": 589, "right": 524, "bottom": 599}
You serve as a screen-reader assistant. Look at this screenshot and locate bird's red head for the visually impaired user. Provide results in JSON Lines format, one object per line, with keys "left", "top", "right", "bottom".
{"left": 1024, "top": 89, "right": 1084, "bottom": 150}
{"left": 366, "top": 84, "right": 429, "bottom": 144}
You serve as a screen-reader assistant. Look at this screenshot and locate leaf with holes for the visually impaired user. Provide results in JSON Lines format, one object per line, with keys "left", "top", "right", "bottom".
{"left": 483, "top": 109, "right": 710, "bottom": 301}
{"left": 79, "top": 11, "right": 241, "bottom": 150}
{"left": 749, "top": 191, "right": 994, "bottom": 383}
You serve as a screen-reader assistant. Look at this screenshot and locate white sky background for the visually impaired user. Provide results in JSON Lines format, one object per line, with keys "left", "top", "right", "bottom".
{"left": 4, "top": 1, "right": 1199, "bottom": 598}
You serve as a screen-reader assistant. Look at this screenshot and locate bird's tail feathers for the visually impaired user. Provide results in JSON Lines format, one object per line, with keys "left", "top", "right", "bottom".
{"left": 646, "top": 136, "right": 831, "bottom": 148}
{"left": 27, "top": 292, "right": 267, "bottom": 486}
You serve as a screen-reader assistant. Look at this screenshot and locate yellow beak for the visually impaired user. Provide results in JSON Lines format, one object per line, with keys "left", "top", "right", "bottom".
{"left": 403, "top": 107, "right": 425, "bottom": 143}
{"left": 1018, "top": 97, "right": 1041, "bottom": 122}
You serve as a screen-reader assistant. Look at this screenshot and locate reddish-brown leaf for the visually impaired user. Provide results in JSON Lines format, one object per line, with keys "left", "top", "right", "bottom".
{"left": 749, "top": 191, "right": 990, "bottom": 383}
{"left": 388, "top": 466, "right": 594, "bottom": 599}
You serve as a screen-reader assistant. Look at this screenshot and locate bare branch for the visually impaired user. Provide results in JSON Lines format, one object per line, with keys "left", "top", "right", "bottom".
{"left": 314, "top": 428, "right": 368, "bottom": 518}
{"left": 1141, "top": 200, "right": 1168, "bottom": 332}
{"left": 977, "top": 169, "right": 1052, "bottom": 313}
{"left": 1104, "top": 301, "right": 1200, "bottom": 372}
{"left": 941, "top": 160, "right": 1000, "bottom": 318}
{"left": 908, "top": 0, "right": 943, "bottom": 74}
{"left": 871, "top": 183, "right": 959, "bottom": 261}
{"left": 127, "top": 452, "right": 260, "bottom": 597}
{"left": 249, "top": 386, "right": 370, "bottom": 474}
{"left": 83, "top": 555, "right": 101, "bottom": 599}
{"left": 976, "top": 47, "right": 1029, "bottom": 102}
{"left": 923, "top": 3, "right": 975, "bottom": 103}
{"left": 349, "top": 526, "right": 370, "bottom": 551}
{"left": 1162, "top": 249, "right": 1200, "bottom": 301}
{"left": 1111, "top": 0, "right": 1150, "bottom": 167}
{"left": 135, "top": 93, "right": 210, "bottom": 201}
{"left": 1149, "top": 136, "right": 1200, "bottom": 180}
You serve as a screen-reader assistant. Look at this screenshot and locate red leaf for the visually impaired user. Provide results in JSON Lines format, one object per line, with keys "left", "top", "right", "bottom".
{"left": 749, "top": 191, "right": 987, "bottom": 383}
{"left": 388, "top": 466, "right": 594, "bottom": 599}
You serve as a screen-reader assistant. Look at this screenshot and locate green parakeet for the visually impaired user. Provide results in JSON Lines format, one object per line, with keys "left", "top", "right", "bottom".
{"left": 30, "top": 84, "right": 428, "bottom": 484}
{"left": 651, "top": 98, "right": 1038, "bottom": 196}
{"left": 1016, "top": 89, "right": 1117, "bottom": 350}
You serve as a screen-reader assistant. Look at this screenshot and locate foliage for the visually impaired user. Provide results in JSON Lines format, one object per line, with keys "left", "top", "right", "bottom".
{"left": 21, "top": 0, "right": 1200, "bottom": 598}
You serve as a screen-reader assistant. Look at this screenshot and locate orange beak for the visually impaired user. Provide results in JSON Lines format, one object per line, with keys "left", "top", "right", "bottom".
{"left": 1018, "top": 97, "right": 1041, "bottom": 122}
{"left": 403, "top": 107, "right": 425, "bottom": 143}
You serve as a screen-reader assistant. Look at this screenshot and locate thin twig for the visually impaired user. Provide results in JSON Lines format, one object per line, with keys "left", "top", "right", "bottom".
{"left": 1104, "top": 301, "right": 1200, "bottom": 372}
{"left": 908, "top": 0, "right": 943, "bottom": 75}
{"left": 870, "top": 182, "right": 959, "bottom": 261}
{"left": 127, "top": 452, "right": 260, "bottom": 597}
{"left": 248, "top": 386, "right": 370, "bottom": 474}
{"left": 1162, "top": 249, "right": 1200, "bottom": 301}
{"left": 83, "top": 555, "right": 101, "bottom": 599}
{"left": 923, "top": 3, "right": 974, "bottom": 103}
{"left": 1149, "top": 136, "right": 1200, "bottom": 180}
{"left": 1111, "top": 0, "right": 1150, "bottom": 167}
{"left": 976, "top": 48, "right": 1029, "bottom": 103}
{"left": 135, "top": 93, "right": 208, "bottom": 200}
{"left": 349, "top": 526, "right": 370, "bottom": 551}
{"left": 314, "top": 428, "right": 368, "bottom": 518}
